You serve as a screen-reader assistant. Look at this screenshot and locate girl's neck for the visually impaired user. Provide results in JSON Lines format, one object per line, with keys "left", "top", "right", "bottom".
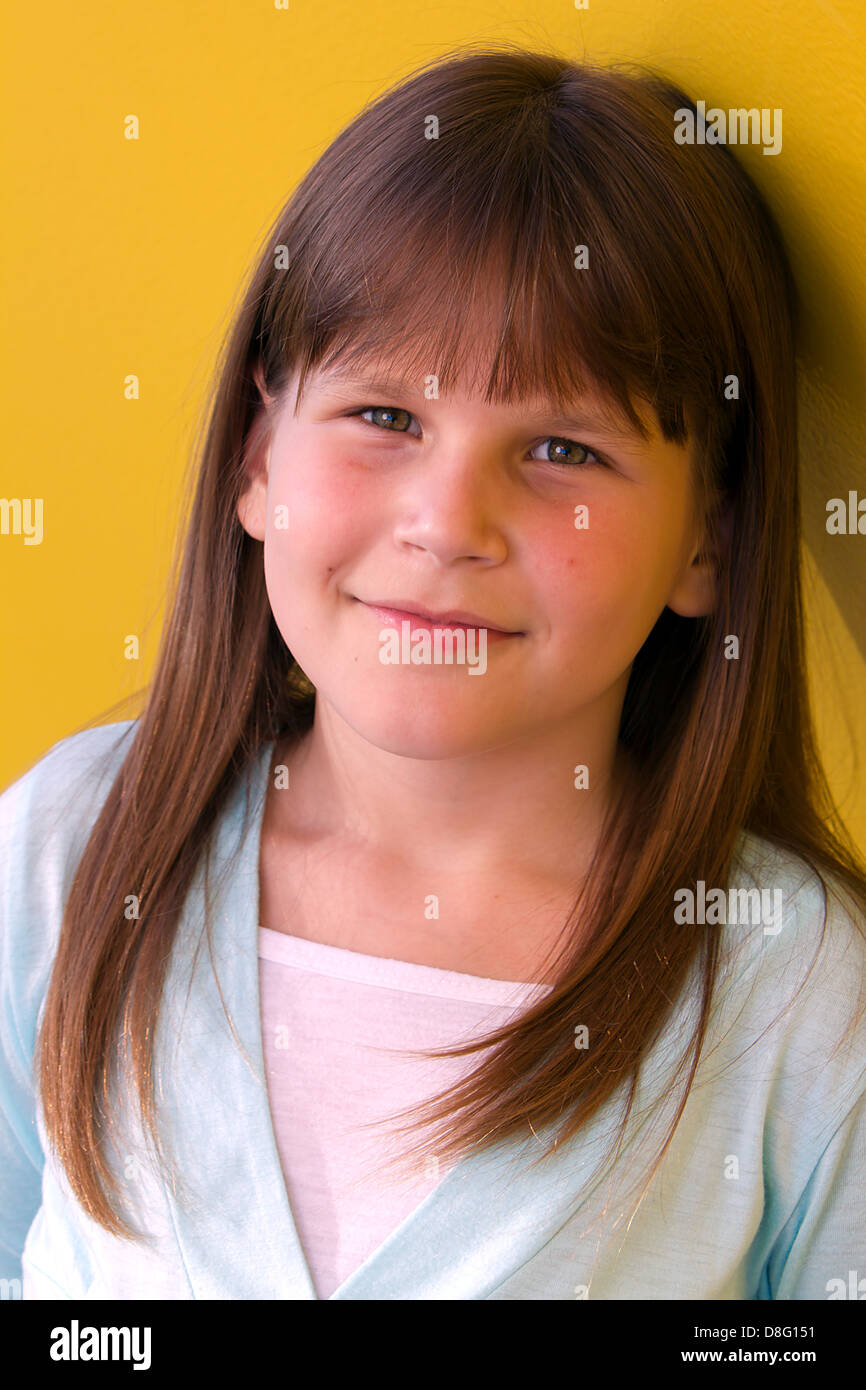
{"left": 269, "top": 696, "right": 630, "bottom": 891}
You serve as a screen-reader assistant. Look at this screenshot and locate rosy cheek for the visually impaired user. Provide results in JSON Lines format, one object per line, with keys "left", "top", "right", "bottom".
{"left": 289, "top": 446, "right": 374, "bottom": 514}
{"left": 530, "top": 507, "right": 654, "bottom": 616}
{"left": 527, "top": 514, "right": 605, "bottom": 583}
{"left": 266, "top": 467, "right": 368, "bottom": 590}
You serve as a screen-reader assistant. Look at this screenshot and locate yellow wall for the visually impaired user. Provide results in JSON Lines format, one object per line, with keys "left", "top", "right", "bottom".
{"left": 2, "top": 0, "right": 864, "bottom": 849}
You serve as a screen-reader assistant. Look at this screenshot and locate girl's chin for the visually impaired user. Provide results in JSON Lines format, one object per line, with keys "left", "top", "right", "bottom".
{"left": 343, "top": 706, "right": 516, "bottom": 757}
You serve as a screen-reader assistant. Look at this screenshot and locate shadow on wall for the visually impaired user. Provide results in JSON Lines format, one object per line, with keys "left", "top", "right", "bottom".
{"left": 789, "top": 136, "right": 866, "bottom": 658}
{"left": 800, "top": 369, "right": 866, "bottom": 659}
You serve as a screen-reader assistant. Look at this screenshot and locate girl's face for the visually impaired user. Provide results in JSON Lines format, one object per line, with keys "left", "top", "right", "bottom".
{"left": 237, "top": 359, "right": 718, "bottom": 760}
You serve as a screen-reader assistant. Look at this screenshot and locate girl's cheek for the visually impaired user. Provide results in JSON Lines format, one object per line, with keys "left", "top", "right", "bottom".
{"left": 529, "top": 510, "right": 622, "bottom": 593}
{"left": 267, "top": 454, "right": 370, "bottom": 558}
{"left": 532, "top": 507, "right": 666, "bottom": 626}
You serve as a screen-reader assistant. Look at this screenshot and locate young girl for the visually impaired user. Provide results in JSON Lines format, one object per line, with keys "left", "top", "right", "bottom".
{"left": 2, "top": 45, "right": 865, "bottom": 1302}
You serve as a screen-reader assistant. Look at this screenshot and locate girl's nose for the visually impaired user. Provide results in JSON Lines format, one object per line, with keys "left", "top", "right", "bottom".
{"left": 390, "top": 450, "right": 510, "bottom": 566}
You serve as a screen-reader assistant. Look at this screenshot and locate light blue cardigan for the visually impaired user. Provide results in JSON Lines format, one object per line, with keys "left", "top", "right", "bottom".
{"left": 1, "top": 720, "right": 864, "bottom": 1300}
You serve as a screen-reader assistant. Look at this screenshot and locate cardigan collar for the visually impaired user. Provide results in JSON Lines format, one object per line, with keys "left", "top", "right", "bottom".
{"left": 154, "top": 738, "right": 685, "bottom": 1299}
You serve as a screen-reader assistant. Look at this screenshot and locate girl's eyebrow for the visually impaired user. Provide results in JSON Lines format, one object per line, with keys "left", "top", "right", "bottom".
{"left": 521, "top": 408, "right": 644, "bottom": 443}
{"left": 317, "top": 371, "right": 645, "bottom": 442}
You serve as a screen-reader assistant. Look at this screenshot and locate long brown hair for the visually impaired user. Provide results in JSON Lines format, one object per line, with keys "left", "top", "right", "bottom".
{"left": 31, "top": 43, "right": 866, "bottom": 1238}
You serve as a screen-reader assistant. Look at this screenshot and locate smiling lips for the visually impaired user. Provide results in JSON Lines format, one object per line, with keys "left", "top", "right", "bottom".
{"left": 357, "top": 598, "right": 522, "bottom": 637}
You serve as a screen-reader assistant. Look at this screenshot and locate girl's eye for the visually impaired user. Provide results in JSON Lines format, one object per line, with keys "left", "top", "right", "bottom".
{"left": 357, "top": 405, "right": 418, "bottom": 434}
{"left": 352, "top": 408, "right": 607, "bottom": 470}
{"left": 529, "top": 437, "right": 605, "bottom": 469}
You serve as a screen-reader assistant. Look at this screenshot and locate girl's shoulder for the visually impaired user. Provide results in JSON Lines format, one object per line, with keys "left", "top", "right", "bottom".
{"left": 729, "top": 827, "right": 866, "bottom": 972}
{"left": 0, "top": 720, "right": 138, "bottom": 1009}
{"left": 0, "top": 718, "right": 137, "bottom": 862}
{"left": 704, "top": 827, "right": 866, "bottom": 1137}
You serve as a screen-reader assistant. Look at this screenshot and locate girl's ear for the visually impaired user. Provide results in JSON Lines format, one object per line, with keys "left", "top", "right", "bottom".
{"left": 252, "top": 361, "right": 277, "bottom": 410}
{"left": 236, "top": 365, "right": 275, "bottom": 542}
{"left": 666, "top": 499, "right": 733, "bottom": 619}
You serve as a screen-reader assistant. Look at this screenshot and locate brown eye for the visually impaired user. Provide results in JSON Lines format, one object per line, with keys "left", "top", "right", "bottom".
{"left": 530, "top": 437, "right": 602, "bottom": 468}
{"left": 360, "top": 406, "right": 414, "bottom": 432}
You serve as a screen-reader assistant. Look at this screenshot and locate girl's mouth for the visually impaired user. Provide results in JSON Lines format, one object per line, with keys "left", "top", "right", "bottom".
{"left": 355, "top": 598, "right": 521, "bottom": 641}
